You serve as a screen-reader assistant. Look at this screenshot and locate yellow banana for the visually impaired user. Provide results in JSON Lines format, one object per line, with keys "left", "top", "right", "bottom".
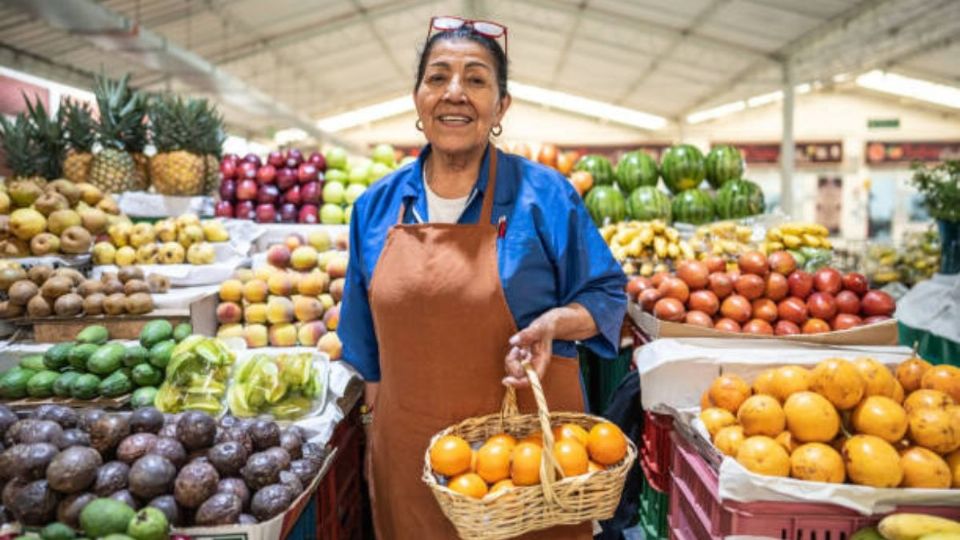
{"left": 820, "top": 238, "right": 832, "bottom": 249}
{"left": 767, "top": 227, "right": 782, "bottom": 241}
{"left": 651, "top": 221, "right": 665, "bottom": 234}
{"left": 680, "top": 242, "right": 694, "bottom": 260}
{"left": 666, "top": 228, "right": 679, "bottom": 242}
{"left": 640, "top": 262, "right": 653, "bottom": 277}
{"left": 781, "top": 224, "right": 803, "bottom": 236}
{"left": 918, "top": 533, "right": 960, "bottom": 540}
{"left": 638, "top": 228, "right": 654, "bottom": 245}
{"left": 879, "top": 514, "right": 960, "bottom": 540}
{"left": 627, "top": 238, "right": 643, "bottom": 257}
{"left": 722, "top": 240, "right": 739, "bottom": 254}
{"left": 767, "top": 241, "right": 784, "bottom": 252}
{"left": 667, "top": 242, "right": 679, "bottom": 258}
{"left": 802, "top": 234, "right": 821, "bottom": 247}
{"left": 811, "top": 224, "right": 829, "bottom": 236}
{"left": 782, "top": 234, "right": 802, "bottom": 249}
{"left": 653, "top": 237, "right": 667, "bottom": 258}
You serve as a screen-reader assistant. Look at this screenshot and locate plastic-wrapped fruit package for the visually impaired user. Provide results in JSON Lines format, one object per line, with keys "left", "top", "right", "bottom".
{"left": 226, "top": 352, "right": 327, "bottom": 419}
{"left": 154, "top": 336, "right": 235, "bottom": 415}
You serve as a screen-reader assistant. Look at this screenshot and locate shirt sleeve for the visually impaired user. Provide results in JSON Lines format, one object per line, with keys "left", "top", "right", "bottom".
{"left": 539, "top": 186, "right": 628, "bottom": 359}
{"left": 338, "top": 197, "right": 381, "bottom": 381}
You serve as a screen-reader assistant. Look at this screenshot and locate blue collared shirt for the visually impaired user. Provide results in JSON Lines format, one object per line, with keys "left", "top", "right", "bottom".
{"left": 339, "top": 145, "right": 627, "bottom": 382}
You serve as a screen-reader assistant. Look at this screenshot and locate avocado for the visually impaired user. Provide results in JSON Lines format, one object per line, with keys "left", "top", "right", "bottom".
{"left": 99, "top": 371, "right": 133, "bottom": 398}
{"left": 43, "top": 343, "right": 74, "bottom": 371}
{"left": 0, "top": 368, "right": 36, "bottom": 399}
{"left": 130, "top": 387, "right": 158, "bottom": 409}
{"left": 87, "top": 343, "right": 126, "bottom": 375}
{"left": 79, "top": 498, "right": 135, "bottom": 538}
{"left": 148, "top": 340, "right": 176, "bottom": 370}
{"left": 76, "top": 325, "right": 109, "bottom": 345}
{"left": 20, "top": 354, "right": 48, "bottom": 372}
{"left": 27, "top": 370, "right": 60, "bottom": 398}
{"left": 70, "top": 374, "right": 101, "bottom": 400}
{"left": 53, "top": 372, "right": 82, "bottom": 397}
{"left": 46, "top": 446, "right": 102, "bottom": 494}
{"left": 172, "top": 322, "right": 192, "bottom": 342}
{"left": 131, "top": 363, "right": 162, "bottom": 387}
{"left": 140, "top": 320, "right": 173, "bottom": 350}
{"left": 67, "top": 344, "right": 100, "bottom": 371}
{"left": 41, "top": 522, "right": 76, "bottom": 540}
{"left": 123, "top": 345, "right": 150, "bottom": 367}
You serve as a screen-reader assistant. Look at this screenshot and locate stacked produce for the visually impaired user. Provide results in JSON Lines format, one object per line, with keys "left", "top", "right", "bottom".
{"left": 631, "top": 250, "right": 896, "bottom": 334}
{"left": 0, "top": 264, "right": 164, "bottom": 320}
{"left": 153, "top": 336, "right": 235, "bottom": 415}
{"left": 600, "top": 220, "right": 694, "bottom": 276}
{"left": 699, "top": 355, "right": 960, "bottom": 490}
{"left": 506, "top": 143, "right": 579, "bottom": 180}
{"left": 92, "top": 214, "right": 229, "bottom": 266}
{"left": 0, "top": 403, "right": 329, "bottom": 530}
{"left": 86, "top": 74, "right": 148, "bottom": 194}
{"left": 578, "top": 145, "right": 765, "bottom": 227}
{"left": 226, "top": 352, "right": 327, "bottom": 419}
{"left": 214, "top": 232, "right": 343, "bottom": 358}
{"left": 427, "top": 422, "right": 627, "bottom": 499}
{"left": 694, "top": 221, "right": 834, "bottom": 271}
{"left": 0, "top": 322, "right": 186, "bottom": 403}
{"left": 149, "top": 94, "right": 224, "bottom": 196}
{"left": 866, "top": 229, "right": 941, "bottom": 287}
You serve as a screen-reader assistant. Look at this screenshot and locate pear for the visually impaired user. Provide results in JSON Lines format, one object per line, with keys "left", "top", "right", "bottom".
{"left": 0, "top": 192, "right": 9, "bottom": 214}
{"left": 47, "top": 179, "right": 82, "bottom": 206}
{"left": 34, "top": 191, "right": 69, "bottom": 216}
{"left": 8, "top": 180, "right": 43, "bottom": 208}
{"left": 29, "top": 232, "right": 61, "bottom": 256}
{"left": 78, "top": 207, "right": 108, "bottom": 235}
{"left": 76, "top": 183, "right": 104, "bottom": 206}
{"left": 60, "top": 226, "right": 92, "bottom": 254}
{"left": 9, "top": 208, "right": 47, "bottom": 241}
{"left": 47, "top": 209, "right": 81, "bottom": 236}
{"left": 97, "top": 195, "right": 120, "bottom": 215}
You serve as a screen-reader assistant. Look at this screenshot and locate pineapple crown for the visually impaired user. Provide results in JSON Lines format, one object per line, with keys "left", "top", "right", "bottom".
{"left": 62, "top": 98, "right": 96, "bottom": 153}
{"left": 149, "top": 94, "right": 222, "bottom": 155}
{"left": 0, "top": 112, "right": 45, "bottom": 178}
{"left": 24, "top": 94, "right": 66, "bottom": 179}
{"left": 93, "top": 73, "right": 144, "bottom": 152}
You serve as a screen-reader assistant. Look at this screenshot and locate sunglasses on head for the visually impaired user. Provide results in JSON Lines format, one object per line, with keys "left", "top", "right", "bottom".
{"left": 427, "top": 16, "right": 508, "bottom": 57}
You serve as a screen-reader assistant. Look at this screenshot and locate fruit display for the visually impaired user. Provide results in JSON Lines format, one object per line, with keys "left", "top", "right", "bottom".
{"left": 88, "top": 74, "right": 145, "bottom": 194}
{"left": 762, "top": 222, "right": 834, "bottom": 258}
{"left": 214, "top": 232, "right": 343, "bottom": 357}
{"left": 866, "top": 229, "right": 941, "bottom": 288}
{"left": 153, "top": 336, "right": 235, "bottom": 415}
{"left": 600, "top": 220, "right": 695, "bottom": 275}
{"left": 92, "top": 214, "right": 229, "bottom": 266}
{"left": 0, "top": 264, "right": 164, "bottom": 320}
{"left": 504, "top": 143, "right": 579, "bottom": 179}
{"left": 427, "top": 421, "right": 627, "bottom": 499}
{"left": 631, "top": 250, "right": 896, "bottom": 335}
{"left": 698, "top": 354, "right": 960, "bottom": 490}
{"left": 226, "top": 352, "right": 327, "bottom": 419}
{"left": 579, "top": 145, "right": 764, "bottom": 227}
{"left": 693, "top": 221, "right": 834, "bottom": 271}
{"left": 0, "top": 322, "right": 187, "bottom": 402}
{"left": 149, "top": 94, "right": 224, "bottom": 196}
{"left": 0, "top": 403, "right": 329, "bottom": 529}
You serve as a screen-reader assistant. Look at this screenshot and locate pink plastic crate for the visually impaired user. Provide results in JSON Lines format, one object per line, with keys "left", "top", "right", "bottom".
{"left": 640, "top": 411, "right": 673, "bottom": 493}
{"left": 668, "top": 432, "right": 960, "bottom": 540}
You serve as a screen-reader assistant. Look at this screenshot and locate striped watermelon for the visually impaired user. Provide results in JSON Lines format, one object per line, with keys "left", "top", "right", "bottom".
{"left": 584, "top": 186, "right": 626, "bottom": 226}
{"left": 626, "top": 187, "right": 672, "bottom": 223}
{"left": 574, "top": 154, "right": 614, "bottom": 186}
{"left": 660, "top": 144, "right": 705, "bottom": 194}
{"left": 705, "top": 145, "right": 744, "bottom": 189}
{"left": 715, "top": 178, "right": 765, "bottom": 219}
{"left": 671, "top": 189, "right": 715, "bottom": 225}
{"left": 615, "top": 151, "right": 658, "bottom": 193}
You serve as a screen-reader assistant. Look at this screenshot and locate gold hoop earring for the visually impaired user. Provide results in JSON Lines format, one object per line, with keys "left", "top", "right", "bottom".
{"left": 415, "top": 119, "right": 424, "bottom": 131}
{"left": 491, "top": 124, "right": 503, "bottom": 137}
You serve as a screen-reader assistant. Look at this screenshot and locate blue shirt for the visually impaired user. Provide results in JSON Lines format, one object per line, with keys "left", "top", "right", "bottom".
{"left": 339, "top": 145, "right": 627, "bottom": 382}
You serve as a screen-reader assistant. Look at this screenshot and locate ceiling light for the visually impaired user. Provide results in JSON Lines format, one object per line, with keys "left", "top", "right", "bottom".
{"left": 795, "top": 83, "right": 812, "bottom": 94}
{"left": 508, "top": 81, "right": 668, "bottom": 130}
{"left": 856, "top": 70, "right": 960, "bottom": 109}
{"left": 274, "top": 128, "right": 308, "bottom": 146}
{"left": 686, "top": 101, "right": 746, "bottom": 124}
{"left": 746, "top": 91, "right": 783, "bottom": 107}
{"left": 316, "top": 96, "right": 415, "bottom": 132}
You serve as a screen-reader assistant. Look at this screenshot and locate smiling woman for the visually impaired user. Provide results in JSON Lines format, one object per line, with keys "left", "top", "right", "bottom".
{"left": 338, "top": 16, "right": 627, "bottom": 540}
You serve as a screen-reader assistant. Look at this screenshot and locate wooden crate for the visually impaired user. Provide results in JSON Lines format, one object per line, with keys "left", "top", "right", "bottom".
{"left": 25, "top": 308, "right": 191, "bottom": 343}
{"left": 2, "top": 393, "right": 130, "bottom": 410}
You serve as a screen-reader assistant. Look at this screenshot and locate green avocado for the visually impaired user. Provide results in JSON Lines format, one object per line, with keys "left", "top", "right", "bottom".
{"left": 0, "top": 368, "right": 36, "bottom": 399}
{"left": 140, "top": 320, "right": 173, "bottom": 350}
{"left": 148, "top": 340, "right": 176, "bottom": 370}
{"left": 43, "top": 342, "right": 75, "bottom": 371}
{"left": 130, "top": 386, "right": 158, "bottom": 409}
{"left": 27, "top": 370, "right": 60, "bottom": 398}
{"left": 173, "top": 322, "right": 193, "bottom": 342}
{"left": 20, "top": 354, "right": 48, "bottom": 372}
{"left": 99, "top": 371, "right": 133, "bottom": 398}
{"left": 53, "top": 371, "right": 82, "bottom": 397}
{"left": 70, "top": 373, "right": 101, "bottom": 399}
{"left": 68, "top": 343, "right": 100, "bottom": 371}
{"left": 79, "top": 498, "right": 135, "bottom": 539}
{"left": 123, "top": 345, "right": 150, "bottom": 367}
{"left": 131, "top": 363, "right": 162, "bottom": 387}
{"left": 41, "top": 521, "right": 77, "bottom": 540}
{"left": 87, "top": 343, "right": 126, "bottom": 375}
{"left": 76, "top": 325, "right": 109, "bottom": 345}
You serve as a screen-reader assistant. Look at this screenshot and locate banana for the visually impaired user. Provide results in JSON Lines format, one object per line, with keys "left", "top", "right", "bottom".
{"left": 802, "top": 234, "right": 821, "bottom": 247}
{"left": 811, "top": 223, "right": 829, "bottom": 236}
{"left": 653, "top": 237, "right": 667, "bottom": 258}
{"left": 679, "top": 242, "right": 694, "bottom": 260}
{"left": 665, "top": 228, "right": 679, "bottom": 242}
{"left": 639, "top": 262, "right": 653, "bottom": 277}
{"left": 651, "top": 220, "right": 665, "bottom": 234}
{"left": 782, "top": 234, "right": 802, "bottom": 249}
{"left": 638, "top": 228, "right": 654, "bottom": 245}
{"left": 767, "top": 227, "right": 782, "bottom": 241}
{"left": 667, "top": 242, "right": 679, "bottom": 258}
{"left": 878, "top": 514, "right": 960, "bottom": 540}
{"left": 919, "top": 533, "right": 960, "bottom": 540}
{"left": 627, "top": 238, "right": 642, "bottom": 257}
{"left": 781, "top": 224, "right": 803, "bottom": 236}
{"left": 820, "top": 238, "right": 832, "bottom": 249}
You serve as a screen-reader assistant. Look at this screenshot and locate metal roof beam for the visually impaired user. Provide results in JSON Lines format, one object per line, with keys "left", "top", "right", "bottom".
{"left": 348, "top": 0, "right": 407, "bottom": 79}
{"left": 548, "top": 0, "right": 588, "bottom": 84}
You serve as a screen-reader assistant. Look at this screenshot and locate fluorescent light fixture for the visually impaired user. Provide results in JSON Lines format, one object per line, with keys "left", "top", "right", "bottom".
{"left": 796, "top": 83, "right": 812, "bottom": 94}
{"left": 316, "top": 96, "right": 415, "bottom": 132}
{"left": 833, "top": 73, "right": 851, "bottom": 83}
{"left": 856, "top": 70, "right": 960, "bottom": 109}
{"left": 746, "top": 91, "right": 783, "bottom": 107}
{"left": 508, "top": 81, "right": 668, "bottom": 130}
{"left": 274, "top": 128, "right": 308, "bottom": 146}
{"left": 686, "top": 101, "right": 746, "bottom": 124}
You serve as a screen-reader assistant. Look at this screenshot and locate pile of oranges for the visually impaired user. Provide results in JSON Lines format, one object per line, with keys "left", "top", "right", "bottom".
{"left": 699, "top": 356, "right": 960, "bottom": 489}
{"left": 429, "top": 422, "right": 628, "bottom": 499}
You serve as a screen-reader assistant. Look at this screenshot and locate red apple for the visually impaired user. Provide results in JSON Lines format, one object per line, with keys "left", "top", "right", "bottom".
{"left": 279, "top": 202, "right": 298, "bottom": 223}
{"left": 626, "top": 277, "right": 653, "bottom": 300}
{"left": 267, "top": 151, "right": 285, "bottom": 167}
{"left": 237, "top": 161, "right": 258, "bottom": 180}
{"left": 220, "top": 159, "right": 237, "bottom": 180}
{"left": 297, "top": 163, "right": 318, "bottom": 184}
{"left": 214, "top": 200, "right": 234, "bottom": 218}
{"left": 743, "top": 319, "right": 774, "bottom": 335}
{"left": 774, "top": 320, "right": 801, "bottom": 336}
{"left": 276, "top": 168, "right": 298, "bottom": 191}
{"left": 767, "top": 251, "right": 797, "bottom": 276}
{"left": 308, "top": 151, "right": 327, "bottom": 172}
{"left": 285, "top": 149, "right": 304, "bottom": 169}
{"left": 765, "top": 273, "right": 789, "bottom": 301}
{"left": 778, "top": 297, "right": 809, "bottom": 325}
{"left": 298, "top": 204, "right": 319, "bottom": 224}
{"left": 243, "top": 153, "right": 262, "bottom": 166}
{"left": 861, "top": 290, "right": 895, "bottom": 317}
{"left": 813, "top": 268, "right": 843, "bottom": 295}
{"left": 842, "top": 272, "right": 869, "bottom": 296}
{"left": 787, "top": 271, "right": 814, "bottom": 299}
{"left": 807, "top": 292, "right": 838, "bottom": 321}
{"left": 256, "top": 184, "right": 279, "bottom": 205}
{"left": 835, "top": 290, "right": 861, "bottom": 314}
{"left": 219, "top": 178, "right": 237, "bottom": 202}
{"left": 222, "top": 153, "right": 239, "bottom": 164}
{"left": 235, "top": 200, "right": 256, "bottom": 220}
{"left": 255, "top": 203, "right": 276, "bottom": 223}
{"left": 720, "top": 294, "right": 752, "bottom": 324}
{"left": 802, "top": 318, "right": 830, "bottom": 334}
{"left": 283, "top": 184, "right": 302, "bottom": 205}
{"left": 236, "top": 179, "right": 258, "bottom": 201}
{"left": 301, "top": 181, "right": 321, "bottom": 205}
{"left": 831, "top": 313, "right": 862, "bottom": 330}
{"left": 708, "top": 272, "right": 734, "bottom": 299}
{"left": 256, "top": 164, "right": 276, "bottom": 184}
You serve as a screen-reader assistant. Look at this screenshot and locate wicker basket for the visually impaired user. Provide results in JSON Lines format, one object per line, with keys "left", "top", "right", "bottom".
{"left": 422, "top": 361, "right": 637, "bottom": 539}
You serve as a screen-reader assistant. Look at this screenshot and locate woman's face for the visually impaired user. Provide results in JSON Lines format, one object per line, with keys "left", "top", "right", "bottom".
{"left": 414, "top": 39, "right": 511, "bottom": 157}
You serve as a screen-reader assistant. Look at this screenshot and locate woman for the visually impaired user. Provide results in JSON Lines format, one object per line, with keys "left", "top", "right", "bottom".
{"left": 339, "top": 16, "right": 627, "bottom": 539}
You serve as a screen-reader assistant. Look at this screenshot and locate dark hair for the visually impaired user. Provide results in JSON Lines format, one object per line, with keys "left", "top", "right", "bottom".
{"left": 415, "top": 26, "right": 508, "bottom": 98}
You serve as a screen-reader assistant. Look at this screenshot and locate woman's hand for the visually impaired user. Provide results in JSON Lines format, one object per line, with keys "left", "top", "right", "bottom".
{"left": 502, "top": 315, "right": 556, "bottom": 388}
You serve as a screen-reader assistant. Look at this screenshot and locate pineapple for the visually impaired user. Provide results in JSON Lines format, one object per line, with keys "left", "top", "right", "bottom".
{"left": 23, "top": 95, "right": 65, "bottom": 180}
{"left": 88, "top": 73, "right": 140, "bottom": 193}
{"left": 0, "top": 112, "right": 47, "bottom": 185}
{"left": 149, "top": 95, "right": 207, "bottom": 196}
{"left": 198, "top": 99, "right": 225, "bottom": 195}
{"left": 62, "top": 98, "right": 96, "bottom": 183}
{"left": 124, "top": 92, "right": 150, "bottom": 191}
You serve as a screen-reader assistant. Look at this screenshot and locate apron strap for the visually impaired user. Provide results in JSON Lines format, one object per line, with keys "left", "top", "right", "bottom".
{"left": 479, "top": 145, "right": 499, "bottom": 225}
{"left": 396, "top": 201, "right": 406, "bottom": 225}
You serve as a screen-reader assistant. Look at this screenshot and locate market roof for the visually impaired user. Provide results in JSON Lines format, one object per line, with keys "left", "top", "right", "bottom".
{"left": 0, "top": 0, "right": 958, "bottom": 139}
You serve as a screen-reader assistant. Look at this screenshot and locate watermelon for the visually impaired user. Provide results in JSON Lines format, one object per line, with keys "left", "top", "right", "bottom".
{"left": 584, "top": 186, "right": 626, "bottom": 226}
{"left": 660, "top": 144, "right": 706, "bottom": 194}
{"left": 715, "top": 178, "right": 765, "bottom": 219}
{"left": 671, "top": 189, "right": 715, "bottom": 225}
{"left": 626, "top": 187, "right": 672, "bottom": 223}
{"left": 705, "top": 145, "right": 744, "bottom": 189}
{"left": 615, "top": 151, "right": 658, "bottom": 193}
{"left": 574, "top": 154, "right": 614, "bottom": 186}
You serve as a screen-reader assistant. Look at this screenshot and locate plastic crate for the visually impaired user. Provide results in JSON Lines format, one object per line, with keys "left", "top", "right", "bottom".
{"left": 286, "top": 496, "right": 318, "bottom": 540}
{"left": 596, "top": 346, "right": 633, "bottom": 415}
{"left": 667, "top": 432, "right": 960, "bottom": 539}
{"left": 640, "top": 411, "right": 673, "bottom": 492}
{"left": 638, "top": 472, "right": 669, "bottom": 540}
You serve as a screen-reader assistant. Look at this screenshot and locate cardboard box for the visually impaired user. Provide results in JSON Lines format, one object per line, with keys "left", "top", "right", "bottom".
{"left": 628, "top": 301, "right": 898, "bottom": 346}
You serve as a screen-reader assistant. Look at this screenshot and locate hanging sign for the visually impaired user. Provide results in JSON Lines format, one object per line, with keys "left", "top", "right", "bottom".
{"left": 713, "top": 141, "right": 843, "bottom": 165}
{"left": 868, "top": 118, "right": 900, "bottom": 129}
{"left": 865, "top": 141, "right": 960, "bottom": 164}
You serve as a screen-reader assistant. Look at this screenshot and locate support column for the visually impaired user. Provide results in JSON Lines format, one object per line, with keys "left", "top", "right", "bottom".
{"left": 780, "top": 60, "right": 795, "bottom": 219}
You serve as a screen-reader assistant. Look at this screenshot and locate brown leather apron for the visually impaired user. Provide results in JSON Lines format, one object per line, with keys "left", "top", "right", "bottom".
{"left": 366, "top": 146, "right": 592, "bottom": 539}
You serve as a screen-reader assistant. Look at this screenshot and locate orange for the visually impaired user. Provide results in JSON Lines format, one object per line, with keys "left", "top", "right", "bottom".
{"left": 553, "top": 439, "right": 589, "bottom": 477}
{"left": 511, "top": 442, "right": 543, "bottom": 486}
{"left": 775, "top": 431, "right": 799, "bottom": 454}
{"left": 900, "top": 446, "right": 951, "bottom": 488}
{"left": 520, "top": 431, "right": 544, "bottom": 447}
{"left": 809, "top": 358, "right": 866, "bottom": 410}
{"left": 783, "top": 391, "right": 840, "bottom": 443}
{"left": 489, "top": 478, "right": 515, "bottom": 495}
{"left": 921, "top": 365, "right": 960, "bottom": 402}
{"left": 790, "top": 443, "right": 845, "bottom": 483}
{"left": 553, "top": 424, "right": 589, "bottom": 446}
{"left": 736, "top": 436, "right": 790, "bottom": 477}
{"left": 708, "top": 374, "right": 752, "bottom": 413}
{"left": 851, "top": 395, "right": 908, "bottom": 443}
{"left": 700, "top": 407, "right": 737, "bottom": 438}
{"left": 475, "top": 442, "right": 511, "bottom": 484}
{"left": 852, "top": 356, "right": 897, "bottom": 398}
{"left": 486, "top": 433, "right": 518, "bottom": 451}
{"left": 896, "top": 356, "right": 932, "bottom": 393}
{"left": 842, "top": 435, "right": 903, "bottom": 488}
{"left": 714, "top": 425, "right": 745, "bottom": 457}
{"left": 737, "top": 395, "right": 786, "bottom": 437}
{"left": 752, "top": 369, "right": 777, "bottom": 397}
{"left": 769, "top": 365, "right": 811, "bottom": 402}
{"left": 904, "top": 389, "right": 954, "bottom": 414}
{"left": 588, "top": 461, "right": 606, "bottom": 473}
{"left": 587, "top": 422, "right": 628, "bottom": 465}
{"left": 429, "top": 435, "right": 473, "bottom": 476}
{"left": 448, "top": 473, "right": 488, "bottom": 499}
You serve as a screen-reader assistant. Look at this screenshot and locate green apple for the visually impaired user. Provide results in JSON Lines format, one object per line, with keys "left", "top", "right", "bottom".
{"left": 370, "top": 162, "right": 392, "bottom": 183}
{"left": 324, "top": 147, "right": 348, "bottom": 171}
{"left": 345, "top": 183, "right": 366, "bottom": 205}
{"left": 320, "top": 203, "right": 344, "bottom": 225}
{"left": 325, "top": 169, "right": 348, "bottom": 184}
{"left": 348, "top": 160, "right": 371, "bottom": 185}
{"left": 322, "top": 181, "right": 346, "bottom": 205}
{"left": 372, "top": 143, "right": 396, "bottom": 166}
{"left": 345, "top": 205, "right": 353, "bottom": 224}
